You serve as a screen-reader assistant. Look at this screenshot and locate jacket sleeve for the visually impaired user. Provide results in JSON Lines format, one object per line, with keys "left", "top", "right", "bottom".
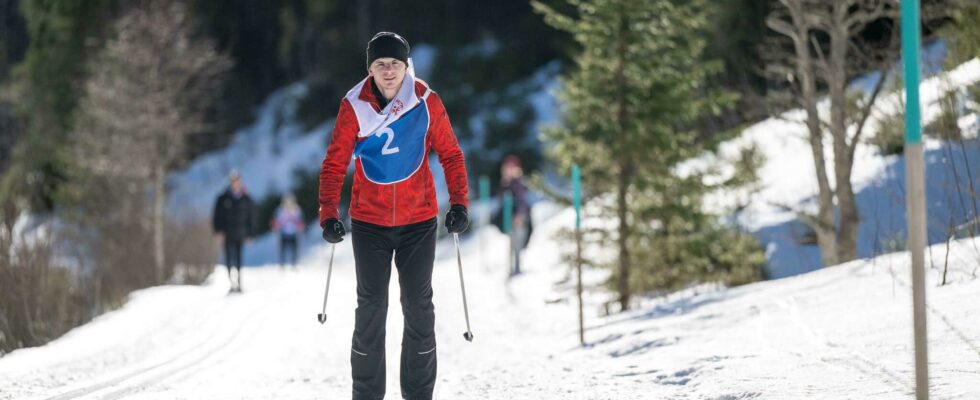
{"left": 318, "top": 99, "right": 359, "bottom": 225}
{"left": 427, "top": 92, "right": 469, "bottom": 208}
{"left": 247, "top": 197, "right": 257, "bottom": 238}
{"left": 212, "top": 195, "right": 224, "bottom": 233}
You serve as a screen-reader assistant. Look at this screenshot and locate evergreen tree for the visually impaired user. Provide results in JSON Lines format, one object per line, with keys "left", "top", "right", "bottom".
{"left": 2, "top": 0, "right": 112, "bottom": 211}
{"left": 535, "top": 0, "right": 763, "bottom": 310}
{"left": 942, "top": 0, "right": 980, "bottom": 67}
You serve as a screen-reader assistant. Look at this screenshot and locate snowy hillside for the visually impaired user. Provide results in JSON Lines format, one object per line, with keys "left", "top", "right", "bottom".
{"left": 697, "top": 58, "right": 980, "bottom": 278}
{"left": 1, "top": 202, "right": 978, "bottom": 399}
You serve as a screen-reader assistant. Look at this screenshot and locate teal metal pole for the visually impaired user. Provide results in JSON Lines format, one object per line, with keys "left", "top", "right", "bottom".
{"left": 572, "top": 164, "right": 584, "bottom": 345}
{"left": 902, "top": 0, "right": 928, "bottom": 398}
{"left": 479, "top": 176, "right": 490, "bottom": 209}
{"left": 903, "top": 1, "right": 922, "bottom": 145}
{"left": 502, "top": 192, "right": 513, "bottom": 234}
{"left": 479, "top": 175, "right": 490, "bottom": 269}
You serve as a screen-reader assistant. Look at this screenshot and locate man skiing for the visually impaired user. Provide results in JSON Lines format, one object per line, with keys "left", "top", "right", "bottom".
{"left": 212, "top": 170, "right": 255, "bottom": 293}
{"left": 318, "top": 31, "right": 470, "bottom": 400}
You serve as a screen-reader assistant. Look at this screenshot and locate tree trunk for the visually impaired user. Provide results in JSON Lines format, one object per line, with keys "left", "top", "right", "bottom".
{"left": 153, "top": 163, "right": 166, "bottom": 284}
{"left": 829, "top": 6, "right": 858, "bottom": 263}
{"left": 616, "top": 160, "right": 631, "bottom": 311}
{"left": 804, "top": 86, "right": 839, "bottom": 267}
{"left": 835, "top": 162, "right": 859, "bottom": 263}
{"left": 789, "top": 3, "right": 838, "bottom": 267}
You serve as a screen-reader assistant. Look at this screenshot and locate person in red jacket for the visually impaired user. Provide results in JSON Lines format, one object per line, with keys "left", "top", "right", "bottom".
{"left": 318, "top": 32, "right": 469, "bottom": 400}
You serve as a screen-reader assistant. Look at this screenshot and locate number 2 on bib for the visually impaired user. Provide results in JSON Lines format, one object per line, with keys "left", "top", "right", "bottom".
{"left": 375, "top": 128, "right": 400, "bottom": 155}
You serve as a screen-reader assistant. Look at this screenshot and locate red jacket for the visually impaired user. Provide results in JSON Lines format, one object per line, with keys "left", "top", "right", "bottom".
{"left": 318, "top": 77, "right": 469, "bottom": 227}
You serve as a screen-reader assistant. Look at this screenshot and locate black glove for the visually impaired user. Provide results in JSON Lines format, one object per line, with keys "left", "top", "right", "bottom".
{"left": 444, "top": 204, "right": 469, "bottom": 234}
{"left": 321, "top": 218, "right": 346, "bottom": 243}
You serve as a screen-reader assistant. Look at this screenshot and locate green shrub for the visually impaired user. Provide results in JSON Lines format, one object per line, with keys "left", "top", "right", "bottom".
{"left": 869, "top": 109, "right": 906, "bottom": 156}
{"left": 925, "top": 91, "right": 963, "bottom": 141}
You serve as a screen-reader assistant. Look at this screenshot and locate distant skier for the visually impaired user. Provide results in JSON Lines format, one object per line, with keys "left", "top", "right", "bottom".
{"left": 212, "top": 170, "right": 255, "bottom": 293}
{"left": 495, "top": 155, "right": 532, "bottom": 275}
{"left": 318, "top": 31, "right": 469, "bottom": 400}
{"left": 271, "top": 193, "right": 304, "bottom": 268}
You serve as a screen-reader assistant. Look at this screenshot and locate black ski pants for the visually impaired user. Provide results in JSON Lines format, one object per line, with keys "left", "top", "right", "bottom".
{"left": 279, "top": 234, "right": 298, "bottom": 267}
{"left": 350, "top": 218, "right": 437, "bottom": 400}
{"left": 224, "top": 239, "right": 243, "bottom": 273}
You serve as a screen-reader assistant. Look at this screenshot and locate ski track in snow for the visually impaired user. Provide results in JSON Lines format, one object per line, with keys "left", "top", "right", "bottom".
{"left": 2, "top": 203, "right": 980, "bottom": 399}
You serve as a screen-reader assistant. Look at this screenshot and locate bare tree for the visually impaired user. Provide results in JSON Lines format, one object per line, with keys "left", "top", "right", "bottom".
{"left": 764, "top": 0, "right": 954, "bottom": 266}
{"left": 73, "top": 0, "right": 230, "bottom": 283}
{"left": 764, "top": 0, "right": 841, "bottom": 266}
{"left": 823, "top": 0, "right": 899, "bottom": 262}
{"left": 764, "top": 0, "right": 902, "bottom": 266}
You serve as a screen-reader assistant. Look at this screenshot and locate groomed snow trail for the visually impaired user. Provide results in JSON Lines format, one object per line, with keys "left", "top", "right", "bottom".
{"left": 2, "top": 204, "right": 980, "bottom": 399}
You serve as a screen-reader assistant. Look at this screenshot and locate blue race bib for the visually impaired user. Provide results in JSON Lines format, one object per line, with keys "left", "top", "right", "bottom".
{"left": 353, "top": 102, "right": 429, "bottom": 184}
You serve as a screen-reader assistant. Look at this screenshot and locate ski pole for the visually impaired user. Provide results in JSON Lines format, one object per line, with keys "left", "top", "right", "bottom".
{"left": 317, "top": 243, "right": 336, "bottom": 324}
{"left": 453, "top": 233, "right": 474, "bottom": 342}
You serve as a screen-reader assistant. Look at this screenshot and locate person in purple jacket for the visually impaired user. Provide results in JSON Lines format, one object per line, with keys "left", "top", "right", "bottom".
{"left": 271, "top": 193, "right": 305, "bottom": 268}
{"left": 498, "top": 155, "right": 532, "bottom": 275}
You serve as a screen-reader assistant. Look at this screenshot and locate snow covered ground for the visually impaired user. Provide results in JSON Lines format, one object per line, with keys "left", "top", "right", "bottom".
{"left": 2, "top": 202, "right": 979, "bottom": 399}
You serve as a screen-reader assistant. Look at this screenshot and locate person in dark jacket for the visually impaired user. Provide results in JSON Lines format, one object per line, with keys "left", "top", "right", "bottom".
{"left": 213, "top": 170, "right": 256, "bottom": 293}
{"left": 318, "top": 32, "right": 469, "bottom": 400}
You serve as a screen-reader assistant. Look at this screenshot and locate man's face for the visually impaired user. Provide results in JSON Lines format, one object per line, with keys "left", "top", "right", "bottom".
{"left": 368, "top": 57, "right": 407, "bottom": 94}
{"left": 230, "top": 177, "right": 242, "bottom": 192}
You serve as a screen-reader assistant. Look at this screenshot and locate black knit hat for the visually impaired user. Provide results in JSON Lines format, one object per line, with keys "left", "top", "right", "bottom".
{"left": 366, "top": 32, "right": 410, "bottom": 69}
